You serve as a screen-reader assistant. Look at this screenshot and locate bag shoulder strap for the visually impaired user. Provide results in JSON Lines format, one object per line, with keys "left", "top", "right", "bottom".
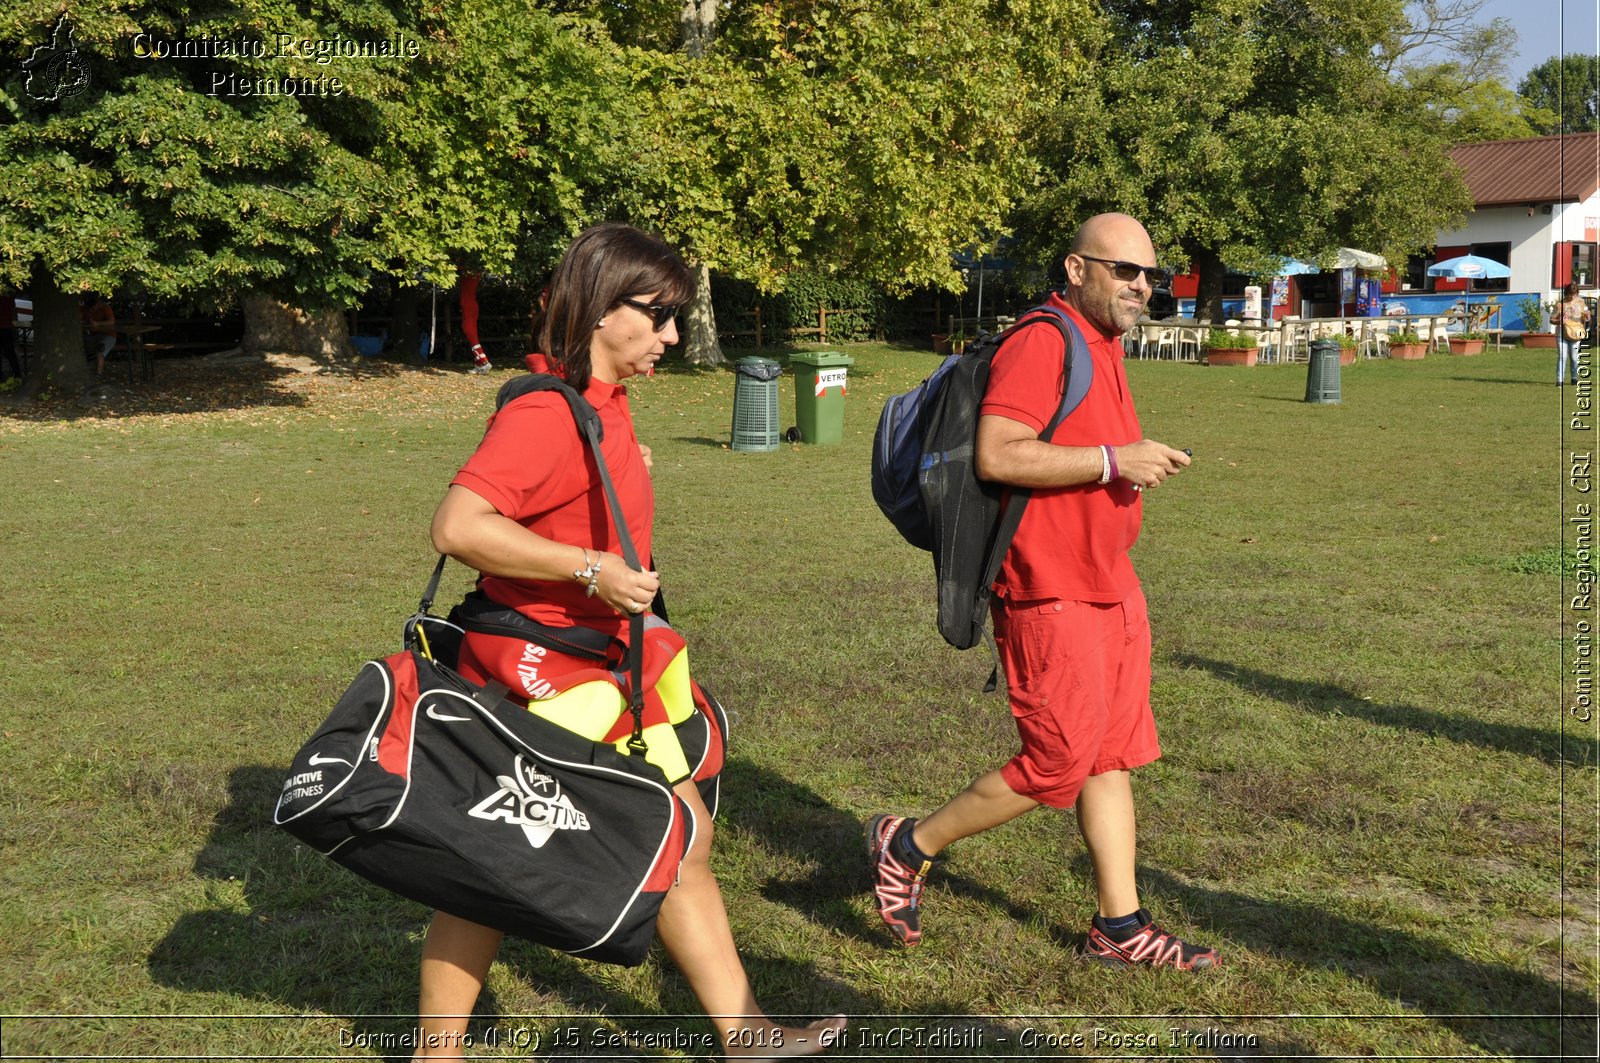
{"left": 428, "top": 372, "right": 651, "bottom": 754}
{"left": 494, "top": 372, "right": 604, "bottom": 442}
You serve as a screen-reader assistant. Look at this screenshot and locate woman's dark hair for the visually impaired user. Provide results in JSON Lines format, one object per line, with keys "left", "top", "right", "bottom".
{"left": 538, "top": 224, "right": 694, "bottom": 389}
{"left": 1566, "top": 281, "right": 1582, "bottom": 299}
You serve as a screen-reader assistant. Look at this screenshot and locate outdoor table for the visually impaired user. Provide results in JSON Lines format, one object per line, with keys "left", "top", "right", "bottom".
{"left": 115, "top": 324, "right": 161, "bottom": 383}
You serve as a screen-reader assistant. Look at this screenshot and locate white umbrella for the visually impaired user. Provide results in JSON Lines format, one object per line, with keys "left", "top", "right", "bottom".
{"left": 1334, "top": 247, "right": 1387, "bottom": 270}
{"left": 1426, "top": 254, "right": 1511, "bottom": 328}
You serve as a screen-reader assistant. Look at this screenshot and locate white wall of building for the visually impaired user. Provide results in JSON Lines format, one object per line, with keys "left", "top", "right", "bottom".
{"left": 1436, "top": 206, "right": 1557, "bottom": 297}
{"left": 1556, "top": 193, "right": 1600, "bottom": 289}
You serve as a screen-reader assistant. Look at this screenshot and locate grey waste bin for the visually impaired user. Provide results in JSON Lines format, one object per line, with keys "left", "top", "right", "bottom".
{"left": 1305, "top": 339, "right": 1341, "bottom": 404}
{"left": 730, "top": 357, "right": 781, "bottom": 452}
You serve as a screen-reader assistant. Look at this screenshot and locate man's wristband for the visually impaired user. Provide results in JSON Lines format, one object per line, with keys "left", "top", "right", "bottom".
{"left": 1106, "top": 445, "right": 1120, "bottom": 482}
{"left": 1099, "top": 444, "right": 1119, "bottom": 485}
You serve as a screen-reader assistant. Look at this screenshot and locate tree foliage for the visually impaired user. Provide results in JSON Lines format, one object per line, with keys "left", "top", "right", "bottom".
{"left": 1519, "top": 53, "right": 1600, "bottom": 135}
{"left": 369, "top": 0, "right": 631, "bottom": 287}
{"left": 4, "top": 0, "right": 1095, "bottom": 382}
{"left": 0, "top": 1, "right": 404, "bottom": 385}
{"left": 1380, "top": 1, "right": 1548, "bottom": 142}
{"left": 1015, "top": 0, "right": 1474, "bottom": 320}
{"left": 545, "top": 0, "right": 1095, "bottom": 364}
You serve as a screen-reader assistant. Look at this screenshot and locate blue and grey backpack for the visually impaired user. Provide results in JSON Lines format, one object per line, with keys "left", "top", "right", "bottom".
{"left": 871, "top": 305, "right": 1092, "bottom": 655}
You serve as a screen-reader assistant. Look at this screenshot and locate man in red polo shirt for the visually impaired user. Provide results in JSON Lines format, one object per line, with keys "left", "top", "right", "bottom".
{"left": 867, "top": 213, "right": 1217, "bottom": 970}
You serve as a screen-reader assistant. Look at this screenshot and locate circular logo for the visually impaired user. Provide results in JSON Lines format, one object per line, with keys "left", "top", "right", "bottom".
{"left": 42, "top": 50, "right": 91, "bottom": 99}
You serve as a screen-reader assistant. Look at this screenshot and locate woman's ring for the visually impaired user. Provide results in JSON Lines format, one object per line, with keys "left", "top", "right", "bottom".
{"left": 630, "top": 601, "right": 645, "bottom": 613}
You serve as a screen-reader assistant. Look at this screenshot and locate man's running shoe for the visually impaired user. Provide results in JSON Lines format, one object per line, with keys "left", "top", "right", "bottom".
{"left": 865, "top": 814, "right": 931, "bottom": 946}
{"left": 1083, "top": 908, "right": 1219, "bottom": 970}
{"left": 469, "top": 361, "right": 493, "bottom": 374}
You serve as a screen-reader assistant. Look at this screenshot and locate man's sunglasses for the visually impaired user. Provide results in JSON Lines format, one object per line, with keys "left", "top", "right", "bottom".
{"left": 619, "top": 297, "right": 679, "bottom": 331}
{"left": 1077, "top": 255, "right": 1171, "bottom": 288}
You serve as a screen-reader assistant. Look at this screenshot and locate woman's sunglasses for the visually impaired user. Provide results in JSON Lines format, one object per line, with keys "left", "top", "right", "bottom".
{"left": 1078, "top": 255, "right": 1172, "bottom": 288}
{"left": 619, "top": 297, "right": 680, "bottom": 331}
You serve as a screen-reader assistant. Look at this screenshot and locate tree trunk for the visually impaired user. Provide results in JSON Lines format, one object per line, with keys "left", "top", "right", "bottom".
{"left": 680, "top": 0, "right": 717, "bottom": 58}
{"left": 242, "top": 294, "right": 352, "bottom": 358}
{"left": 675, "top": 3, "right": 722, "bottom": 366}
{"left": 1191, "top": 246, "right": 1227, "bottom": 324}
{"left": 682, "top": 259, "right": 725, "bottom": 367}
{"left": 26, "top": 261, "right": 92, "bottom": 394}
{"left": 391, "top": 285, "right": 424, "bottom": 365}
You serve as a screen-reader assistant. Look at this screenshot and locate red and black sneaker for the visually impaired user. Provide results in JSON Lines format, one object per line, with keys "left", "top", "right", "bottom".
{"left": 865, "top": 814, "right": 931, "bottom": 947}
{"left": 1083, "top": 909, "right": 1219, "bottom": 971}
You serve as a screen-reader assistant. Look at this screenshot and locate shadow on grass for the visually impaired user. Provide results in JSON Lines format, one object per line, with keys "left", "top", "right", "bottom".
{"left": 724, "top": 759, "right": 1592, "bottom": 1058}
{"left": 1176, "top": 654, "right": 1595, "bottom": 770}
{"left": 153, "top": 765, "right": 984, "bottom": 1059}
{"left": 1445, "top": 376, "right": 1554, "bottom": 386}
{"left": 724, "top": 760, "right": 1316, "bottom": 1057}
{"left": 1135, "top": 867, "right": 1596, "bottom": 1060}
{"left": 147, "top": 766, "right": 675, "bottom": 1060}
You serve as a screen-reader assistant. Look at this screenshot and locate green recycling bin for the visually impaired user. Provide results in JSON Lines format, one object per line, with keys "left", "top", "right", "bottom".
{"left": 730, "top": 357, "right": 781, "bottom": 452}
{"left": 1305, "top": 338, "right": 1342, "bottom": 404}
{"left": 788, "top": 351, "right": 855, "bottom": 444}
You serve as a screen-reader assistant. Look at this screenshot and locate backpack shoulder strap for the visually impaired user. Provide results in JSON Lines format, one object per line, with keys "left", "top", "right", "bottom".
{"left": 999, "top": 304, "right": 1092, "bottom": 442}
{"left": 975, "top": 304, "right": 1093, "bottom": 691}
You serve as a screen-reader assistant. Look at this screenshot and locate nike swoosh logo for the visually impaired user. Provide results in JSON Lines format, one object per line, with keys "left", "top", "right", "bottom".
{"left": 426, "top": 706, "right": 472, "bottom": 723}
{"left": 309, "top": 753, "right": 352, "bottom": 767}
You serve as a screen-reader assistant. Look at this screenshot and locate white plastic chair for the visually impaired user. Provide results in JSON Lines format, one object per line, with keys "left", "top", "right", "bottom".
{"left": 1363, "top": 320, "right": 1392, "bottom": 359}
{"left": 1148, "top": 326, "right": 1177, "bottom": 360}
{"left": 1279, "top": 316, "right": 1310, "bottom": 362}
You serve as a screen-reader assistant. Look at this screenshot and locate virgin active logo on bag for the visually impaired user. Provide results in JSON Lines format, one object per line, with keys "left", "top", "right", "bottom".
{"left": 471, "top": 754, "right": 592, "bottom": 846}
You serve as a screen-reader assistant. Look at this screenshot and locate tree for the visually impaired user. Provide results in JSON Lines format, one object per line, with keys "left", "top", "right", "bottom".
{"left": 608, "top": 0, "right": 1090, "bottom": 364}
{"left": 1519, "top": 54, "right": 1600, "bottom": 134}
{"left": 1015, "top": 0, "right": 1474, "bottom": 321}
{"left": 370, "top": 1, "right": 630, "bottom": 286}
{"left": 1378, "top": 0, "right": 1517, "bottom": 82}
{"left": 359, "top": 0, "right": 632, "bottom": 364}
{"left": 1380, "top": 1, "right": 1549, "bottom": 142}
{"left": 1399, "top": 66, "right": 1550, "bottom": 142}
{"left": 0, "top": 3, "right": 401, "bottom": 392}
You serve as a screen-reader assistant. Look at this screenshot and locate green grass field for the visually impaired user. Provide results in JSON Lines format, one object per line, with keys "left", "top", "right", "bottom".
{"left": 0, "top": 343, "right": 1594, "bottom": 1060}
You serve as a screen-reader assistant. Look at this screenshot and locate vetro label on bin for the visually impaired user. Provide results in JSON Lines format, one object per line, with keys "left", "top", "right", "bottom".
{"left": 815, "top": 368, "right": 848, "bottom": 395}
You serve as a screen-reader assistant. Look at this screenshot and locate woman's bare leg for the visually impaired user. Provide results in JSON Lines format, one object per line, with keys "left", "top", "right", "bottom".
{"left": 414, "top": 911, "right": 503, "bottom": 1060}
{"left": 655, "top": 780, "right": 845, "bottom": 1059}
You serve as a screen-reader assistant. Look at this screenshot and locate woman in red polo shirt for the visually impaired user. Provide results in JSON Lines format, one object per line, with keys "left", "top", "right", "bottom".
{"left": 415, "top": 224, "right": 843, "bottom": 1060}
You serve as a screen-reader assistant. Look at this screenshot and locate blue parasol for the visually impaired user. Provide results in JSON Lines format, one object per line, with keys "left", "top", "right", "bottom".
{"left": 1426, "top": 254, "right": 1511, "bottom": 329}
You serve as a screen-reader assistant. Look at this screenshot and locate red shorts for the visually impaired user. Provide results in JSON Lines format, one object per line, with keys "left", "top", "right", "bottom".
{"left": 995, "top": 591, "right": 1161, "bottom": 808}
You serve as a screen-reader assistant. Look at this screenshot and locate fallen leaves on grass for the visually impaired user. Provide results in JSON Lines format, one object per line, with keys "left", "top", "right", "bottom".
{"left": 0, "top": 353, "right": 501, "bottom": 435}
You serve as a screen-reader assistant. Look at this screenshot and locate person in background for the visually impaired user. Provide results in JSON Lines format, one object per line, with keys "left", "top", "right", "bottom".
{"left": 82, "top": 293, "right": 116, "bottom": 376}
{"left": 458, "top": 271, "right": 492, "bottom": 374}
{"left": 0, "top": 293, "right": 20, "bottom": 381}
{"left": 1557, "top": 282, "right": 1591, "bottom": 386}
